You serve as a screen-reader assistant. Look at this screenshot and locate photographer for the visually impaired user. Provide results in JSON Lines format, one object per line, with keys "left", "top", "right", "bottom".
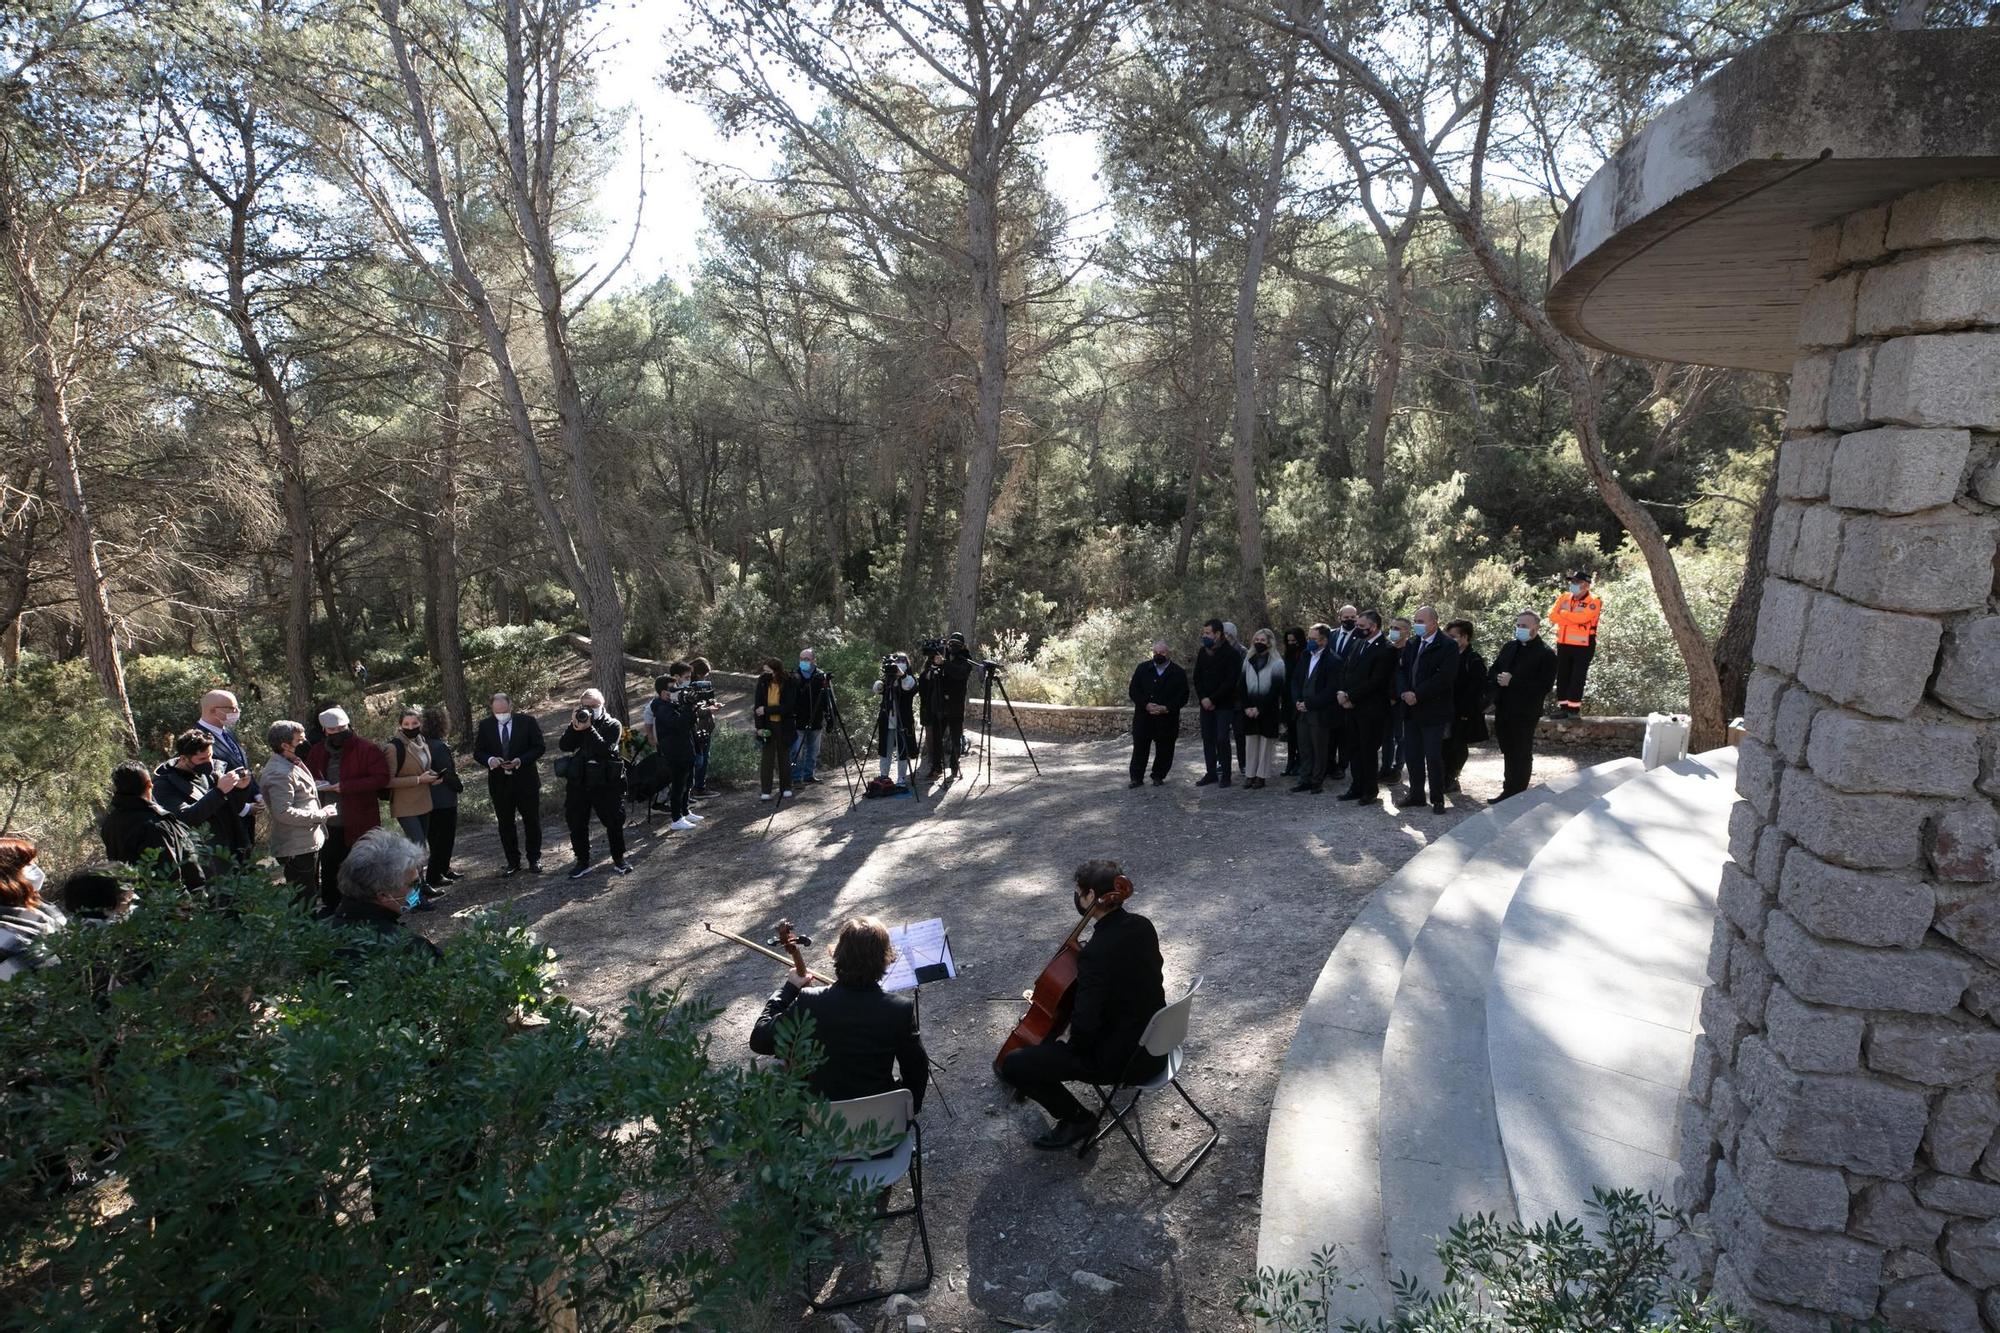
{"left": 688, "top": 657, "right": 720, "bottom": 797}
{"left": 557, "top": 689, "right": 631, "bottom": 880}
{"left": 920, "top": 631, "right": 977, "bottom": 782}
{"left": 872, "top": 652, "right": 919, "bottom": 789}
{"left": 639, "top": 666, "right": 701, "bottom": 832}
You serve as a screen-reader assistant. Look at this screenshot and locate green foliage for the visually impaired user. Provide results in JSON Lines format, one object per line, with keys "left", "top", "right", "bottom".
{"left": 1582, "top": 541, "right": 1742, "bottom": 718}
{"left": 0, "top": 661, "right": 128, "bottom": 871}
{"left": 122, "top": 654, "right": 230, "bottom": 755}
{"left": 397, "top": 624, "right": 567, "bottom": 727}
{"left": 704, "top": 725, "right": 760, "bottom": 789}
{"left": 1007, "top": 601, "right": 1170, "bottom": 706}
{"left": 0, "top": 865, "right": 881, "bottom": 1331}
{"left": 1237, "top": 1189, "right": 1752, "bottom": 1332}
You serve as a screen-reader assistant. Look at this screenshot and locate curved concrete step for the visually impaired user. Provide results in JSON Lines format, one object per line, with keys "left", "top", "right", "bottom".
{"left": 1256, "top": 758, "right": 1643, "bottom": 1322}
{"left": 1378, "top": 758, "right": 1645, "bottom": 1294}
{"left": 1486, "top": 749, "right": 1741, "bottom": 1228}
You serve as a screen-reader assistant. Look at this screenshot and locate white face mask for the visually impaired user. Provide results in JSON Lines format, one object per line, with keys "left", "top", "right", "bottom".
{"left": 23, "top": 864, "right": 45, "bottom": 892}
{"left": 493, "top": 710, "right": 511, "bottom": 722}
{"left": 223, "top": 710, "right": 241, "bottom": 726}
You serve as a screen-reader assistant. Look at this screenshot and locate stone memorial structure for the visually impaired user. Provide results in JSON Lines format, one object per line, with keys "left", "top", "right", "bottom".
{"left": 1545, "top": 29, "right": 2000, "bottom": 1332}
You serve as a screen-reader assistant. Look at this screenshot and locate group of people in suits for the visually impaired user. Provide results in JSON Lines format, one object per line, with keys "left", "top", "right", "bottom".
{"left": 1128, "top": 604, "right": 1562, "bottom": 808}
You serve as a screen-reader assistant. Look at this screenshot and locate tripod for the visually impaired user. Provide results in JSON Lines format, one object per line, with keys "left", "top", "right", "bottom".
{"left": 820, "top": 684, "right": 864, "bottom": 808}
{"left": 972, "top": 665, "right": 1041, "bottom": 785}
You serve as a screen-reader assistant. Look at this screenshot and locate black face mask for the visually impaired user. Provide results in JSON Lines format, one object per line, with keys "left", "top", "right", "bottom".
{"left": 1341, "top": 618, "right": 1357, "bottom": 631}
{"left": 1073, "top": 889, "right": 1092, "bottom": 917}
{"left": 327, "top": 732, "right": 349, "bottom": 750}
{"left": 1151, "top": 653, "right": 1168, "bottom": 666}
{"left": 400, "top": 726, "right": 421, "bottom": 738}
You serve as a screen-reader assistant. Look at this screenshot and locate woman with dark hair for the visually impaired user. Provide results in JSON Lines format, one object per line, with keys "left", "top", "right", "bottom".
{"left": 420, "top": 708, "right": 462, "bottom": 892}
{"left": 751, "top": 657, "right": 796, "bottom": 801}
{"left": 1281, "top": 627, "right": 1309, "bottom": 775}
{"left": 1442, "top": 619, "right": 1489, "bottom": 795}
{"left": 749, "top": 916, "right": 928, "bottom": 1110}
{"left": 101, "top": 761, "right": 207, "bottom": 889}
{"left": 0, "top": 836, "right": 64, "bottom": 981}
{"left": 1239, "top": 629, "right": 1288, "bottom": 789}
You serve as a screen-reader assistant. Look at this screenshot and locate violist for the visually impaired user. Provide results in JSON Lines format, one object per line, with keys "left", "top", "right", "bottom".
{"left": 749, "top": 917, "right": 930, "bottom": 1112}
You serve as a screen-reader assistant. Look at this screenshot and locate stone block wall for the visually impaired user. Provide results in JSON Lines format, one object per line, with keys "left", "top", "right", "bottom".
{"left": 1679, "top": 179, "right": 2000, "bottom": 1332}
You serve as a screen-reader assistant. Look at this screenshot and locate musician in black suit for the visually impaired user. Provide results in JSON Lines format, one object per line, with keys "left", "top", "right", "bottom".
{"left": 750, "top": 917, "right": 928, "bottom": 1112}
{"left": 1336, "top": 611, "right": 1397, "bottom": 803}
{"left": 1488, "top": 611, "right": 1559, "bottom": 800}
{"left": 1289, "top": 622, "right": 1339, "bottom": 793}
{"left": 1127, "top": 639, "right": 1190, "bottom": 787}
{"left": 1396, "top": 605, "right": 1461, "bottom": 813}
{"left": 473, "top": 692, "right": 545, "bottom": 875}
{"left": 999, "top": 860, "right": 1167, "bottom": 1150}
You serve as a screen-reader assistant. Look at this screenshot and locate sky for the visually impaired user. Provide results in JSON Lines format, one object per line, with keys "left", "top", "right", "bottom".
{"left": 585, "top": 1, "right": 1110, "bottom": 291}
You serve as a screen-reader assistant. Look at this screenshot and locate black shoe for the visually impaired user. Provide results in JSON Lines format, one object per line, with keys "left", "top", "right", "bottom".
{"left": 1219, "top": 776, "right": 1232, "bottom": 788}
{"left": 611, "top": 862, "right": 634, "bottom": 875}
{"left": 1128, "top": 779, "right": 1144, "bottom": 789}
{"left": 1432, "top": 801, "right": 1447, "bottom": 814}
{"left": 1492, "top": 790, "right": 1516, "bottom": 803}
{"left": 567, "top": 863, "right": 592, "bottom": 881}
{"left": 1338, "top": 791, "right": 1365, "bottom": 802}
{"left": 1442, "top": 781, "right": 1462, "bottom": 795}
{"left": 441, "top": 869, "right": 463, "bottom": 883}
{"left": 1329, "top": 767, "right": 1347, "bottom": 780}
{"left": 1194, "top": 774, "right": 1218, "bottom": 787}
{"left": 413, "top": 894, "right": 438, "bottom": 913}
{"left": 1396, "top": 795, "right": 1428, "bottom": 811}
{"left": 527, "top": 862, "right": 543, "bottom": 875}
{"left": 1290, "top": 783, "right": 1314, "bottom": 793}
{"left": 501, "top": 864, "right": 521, "bottom": 878}
{"left": 1151, "top": 777, "right": 1165, "bottom": 786}
{"left": 1032, "top": 1116, "right": 1098, "bottom": 1150}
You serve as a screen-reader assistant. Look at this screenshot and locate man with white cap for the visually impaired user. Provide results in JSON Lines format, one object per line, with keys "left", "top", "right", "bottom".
{"left": 304, "top": 705, "right": 392, "bottom": 915}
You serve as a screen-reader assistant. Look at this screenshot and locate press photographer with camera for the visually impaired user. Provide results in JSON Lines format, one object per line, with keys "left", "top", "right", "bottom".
{"left": 638, "top": 666, "right": 703, "bottom": 832}
{"left": 920, "top": 631, "right": 977, "bottom": 782}
{"left": 688, "top": 657, "right": 720, "bottom": 797}
{"left": 558, "top": 688, "right": 631, "bottom": 879}
{"left": 871, "top": 651, "right": 919, "bottom": 790}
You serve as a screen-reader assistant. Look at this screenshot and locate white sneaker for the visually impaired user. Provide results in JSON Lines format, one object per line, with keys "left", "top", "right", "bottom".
{"left": 781, "top": 790, "right": 794, "bottom": 798}
{"left": 685, "top": 812, "right": 705, "bottom": 824}
{"left": 670, "top": 817, "right": 697, "bottom": 832}
{"left": 759, "top": 793, "right": 772, "bottom": 802}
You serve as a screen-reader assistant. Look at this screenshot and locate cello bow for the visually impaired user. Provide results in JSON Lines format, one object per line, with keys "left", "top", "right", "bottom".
{"left": 703, "top": 921, "right": 835, "bottom": 987}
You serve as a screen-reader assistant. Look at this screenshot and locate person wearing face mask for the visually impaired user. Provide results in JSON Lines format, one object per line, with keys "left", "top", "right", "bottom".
{"left": 329, "top": 828, "right": 443, "bottom": 964}
{"left": 558, "top": 688, "right": 631, "bottom": 879}
{"left": 1549, "top": 570, "right": 1602, "bottom": 717}
{"left": 1291, "top": 622, "right": 1339, "bottom": 794}
{"left": 384, "top": 708, "right": 443, "bottom": 860}
{"left": 1379, "top": 617, "right": 1414, "bottom": 783}
{"left": 0, "top": 837, "right": 63, "bottom": 982}
{"left": 1335, "top": 611, "right": 1397, "bottom": 804}
{"left": 1488, "top": 611, "right": 1558, "bottom": 799}
{"left": 1127, "top": 638, "right": 1190, "bottom": 787}
{"left": 1441, "top": 620, "right": 1489, "bottom": 795}
{"left": 305, "top": 706, "right": 393, "bottom": 915}
{"left": 1322, "top": 606, "right": 1364, "bottom": 782}
{"left": 1394, "top": 605, "right": 1461, "bottom": 814}
{"left": 151, "top": 729, "right": 252, "bottom": 873}
{"left": 1280, "top": 627, "right": 1309, "bottom": 775}
{"left": 1191, "top": 618, "right": 1243, "bottom": 788}
{"left": 101, "top": 760, "right": 208, "bottom": 890}
{"left": 196, "top": 689, "right": 260, "bottom": 851}
{"left": 1238, "top": 629, "right": 1287, "bottom": 789}
{"left": 261, "top": 719, "right": 339, "bottom": 911}
{"left": 474, "top": 691, "right": 545, "bottom": 875}
{"left": 790, "top": 648, "right": 835, "bottom": 787}
{"left": 998, "top": 860, "right": 1166, "bottom": 1150}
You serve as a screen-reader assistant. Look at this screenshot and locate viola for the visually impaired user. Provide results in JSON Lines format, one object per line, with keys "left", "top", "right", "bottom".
{"left": 993, "top": 874, "right": 1133, "bottom": 1074}
{"left": 703, "top": 920, "right": 834, "bottom": 986}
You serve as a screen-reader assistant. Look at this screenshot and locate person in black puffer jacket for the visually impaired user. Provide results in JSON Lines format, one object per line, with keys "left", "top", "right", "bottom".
{"left": 100, "top": 761, "right": 208, "bottom": 890}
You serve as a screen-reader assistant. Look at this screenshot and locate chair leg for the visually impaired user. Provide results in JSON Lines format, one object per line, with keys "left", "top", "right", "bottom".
{"left": 1082, "top": 1077, "right": 1218, "bottom": 1189}
{"left": 806, "top": 1124, "right": 934, "bottom": 1311}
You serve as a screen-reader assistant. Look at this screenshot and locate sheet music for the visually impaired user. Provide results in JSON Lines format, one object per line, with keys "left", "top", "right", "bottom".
{"left": 882, "top": 918, "right": 955, "bottom": 992}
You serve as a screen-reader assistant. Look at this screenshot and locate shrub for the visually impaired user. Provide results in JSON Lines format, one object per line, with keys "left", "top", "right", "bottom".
{"left": 1237, "top": 1190, "right": 1751, "bottom": 1333}
{"left": 1014, "top": 601, "right": 1169, "bottom": 706}
{"left": 0, "top": 864, "right": 882, "bottom": 1331}
{"left": 0, "top": 662, "right": 128, "bottom": 872}
{"left": 705, "top": 725, "right": 760, "bottom": 789}
{"left": 122, "top": 654, "right": 229, "bottom": 755}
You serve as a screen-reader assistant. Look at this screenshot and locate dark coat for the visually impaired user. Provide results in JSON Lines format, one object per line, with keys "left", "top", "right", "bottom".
{"left": 150, "top": 760, "right": 249, "bottom": 855}
{"left": 1191, "top": 641, "right": 1243, "bottom": 709}
{"left": 100, "top": 794, "right": 206, "bottom": 888}
{"left": 1128, "top": 659, "right": 1190, "bottom": 737}
{"left": 473, "top": 712, "right": 546, "bottom": 788}
{"left": 1338, "top": 635, "right": 1397, "bottom": 714}
{"left": 1396, "top": 633, "right": 1462, "bottom": 727}
{"left": 1453, "top": 648, "right": 1490, "bottom": 743}
{"left": 330, "top": 898, "right": 443, "bottom": 964}
{"left": 752, "top": 671, "right": 800, "bottom": 734}
{"left": 751, "top": 978, "right": 929, "bottom": 1113}
{"left": 1489, "top": 635, "right": 1558, "bottom": 720}
{"left": 641, "top": 695, "right": 697, "bottom": 766}
{"left": 1068, "top": 907, "right": 1166, "bottom": 1074}
{"left": 922, "top": 654, "right": 976, "bottom": 724}
{"left": 199, "top": 723, "right": 259, "bottom": 844}
{"left": 557, "top": 714, "right": 625, "bottom": 790}
{"left": 875, "top": 674, "right": 919, "bottom": 757}
{"left": 1295, "top": 643, "right": 1342, "bottom": 714}
{"left": 794, "top": 668, "right": 835, "bottom": 731}
{"left": 1281, "top": 643, "right": 1308, "bottom": 708}
{"left": 305, "top": 735, "right": 391, "bottom": 844}
{"left": 1239, "top": 649, "right": 1287, "bottom": 738}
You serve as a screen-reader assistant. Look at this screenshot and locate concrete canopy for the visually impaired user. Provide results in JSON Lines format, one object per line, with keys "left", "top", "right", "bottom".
{"left": 1545, "top": 29, "right": 2000, "bottom": 372}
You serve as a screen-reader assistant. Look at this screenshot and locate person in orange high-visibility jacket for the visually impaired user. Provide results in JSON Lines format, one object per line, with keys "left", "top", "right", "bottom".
{"left": 1548, "top": 571, "right": 1602, "bottom": 715}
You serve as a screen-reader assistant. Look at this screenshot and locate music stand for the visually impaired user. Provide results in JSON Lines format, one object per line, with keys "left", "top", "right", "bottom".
{"left": 884, "top": 918, "right": 958, "bottom": 1119}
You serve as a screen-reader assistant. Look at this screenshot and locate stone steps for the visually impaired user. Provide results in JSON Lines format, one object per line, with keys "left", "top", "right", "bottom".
{"left": 1254, "top": 758, "right": 1643, "bottom": 1322}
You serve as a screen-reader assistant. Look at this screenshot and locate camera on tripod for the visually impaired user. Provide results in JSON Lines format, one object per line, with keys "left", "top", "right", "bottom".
{"left": 918, "top": 635, "right": 948, "bottom": 659}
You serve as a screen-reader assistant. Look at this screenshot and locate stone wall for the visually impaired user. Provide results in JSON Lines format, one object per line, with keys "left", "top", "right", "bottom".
{"left": 1679, "top": 180, "right": 2000, "bottom": 1332}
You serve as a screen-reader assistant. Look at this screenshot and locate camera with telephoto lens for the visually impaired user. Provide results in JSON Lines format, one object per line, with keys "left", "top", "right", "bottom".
{"left": 918, "top": 635, "right": 947, "bottom": 659}
{"left": 674, "top": 679, "right": 716, "bottom": 705}
{"left": 572, "top": 707, "right": 592, "bottom": 724}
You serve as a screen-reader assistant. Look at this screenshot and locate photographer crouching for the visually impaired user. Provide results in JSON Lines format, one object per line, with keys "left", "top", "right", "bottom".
{"left": 919, "top": 631, "right": 977, "bottom": 783}
{"left": 872, "top": 652, "right": 919, "bottom": 790}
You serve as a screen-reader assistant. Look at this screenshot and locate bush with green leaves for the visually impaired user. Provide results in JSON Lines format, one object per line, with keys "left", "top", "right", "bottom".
{"left": 1238, "top": 1190, "right": 1752, "bottom": 1333}
{"left": 121, "top": 654, "right": 231, "bottom": 755}
{"left": 0, "top": 865, "right": 884, "bottom": 1331}
{"left": 0, "top": 661, "right": 129, "bottom": 871}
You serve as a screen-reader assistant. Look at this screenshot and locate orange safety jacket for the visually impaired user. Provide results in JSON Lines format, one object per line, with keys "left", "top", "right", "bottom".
{"left": 1548, "top": 592, "right": 1602, "bottom": 648}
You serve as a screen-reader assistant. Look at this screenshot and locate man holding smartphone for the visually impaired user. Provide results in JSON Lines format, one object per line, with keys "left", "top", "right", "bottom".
{"left": 473, "top": 691, "right": 545, "bottom": 876}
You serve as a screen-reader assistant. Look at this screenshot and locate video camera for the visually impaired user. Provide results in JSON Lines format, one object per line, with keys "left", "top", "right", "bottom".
{"left": 918, "top": 635, "right": 948, "bottom": 659}
{"left": 676, "top": 679, "right": 716, "bottom": 705}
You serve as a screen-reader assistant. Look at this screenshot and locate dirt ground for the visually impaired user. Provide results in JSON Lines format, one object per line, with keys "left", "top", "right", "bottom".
{"left": 430, "top": 670, "right": 1613, "bottom": 1332}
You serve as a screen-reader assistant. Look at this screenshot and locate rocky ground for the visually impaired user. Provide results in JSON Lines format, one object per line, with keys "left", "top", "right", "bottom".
{"left": 429, "top": 669, "right": 1613, "bottom": 1331}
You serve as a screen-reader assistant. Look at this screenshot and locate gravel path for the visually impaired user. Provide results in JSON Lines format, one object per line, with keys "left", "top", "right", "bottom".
{"left": 432, "top": 676, "right": 1612, "bottom": 1331}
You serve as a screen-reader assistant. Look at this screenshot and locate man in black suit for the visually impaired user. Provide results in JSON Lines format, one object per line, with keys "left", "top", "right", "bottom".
{"left": 473, "top": 691, "right": 545, "bottom": 875}
{"left": 1488, "top": 610, "right": 1558, "bottom": 799}
{"left": 1290, "top": 622, "right": 1338, "bottom": 793}
{"left": 558, "top": 688, "right": 629, "bottom": 879}
{"left": 1396, "top": 605, "right": 1462, "bottom": 813}
{"left": 1191, "top": 617, "right": 1242, "bottom": 788}
{"left": 1127, "top": 639, "right": 1190, "bottom": 787}
{"left": 1323, "top": 605, "right": 1362, "bottom": 779}
{"left": 750, "top": 917, "right": 929, "bottom": 1112}
{"left": 1336, "top": 611, "right": 1397, "bottom": 803}
{"left": 1000, "top": 859, "right": 1167, "bottom": 1150}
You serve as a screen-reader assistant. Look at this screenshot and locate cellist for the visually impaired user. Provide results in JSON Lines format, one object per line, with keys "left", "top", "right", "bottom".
{"left": 750, "top": 917, "right": 930, "bottom": 1113}
{"left": 999, "top": 860, "right": 1166, "bottom": 1150}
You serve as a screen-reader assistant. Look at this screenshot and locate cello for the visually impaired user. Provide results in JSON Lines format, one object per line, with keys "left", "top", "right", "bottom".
{"left": 993, "top": 873, "right": 1133, "bottom": 1074}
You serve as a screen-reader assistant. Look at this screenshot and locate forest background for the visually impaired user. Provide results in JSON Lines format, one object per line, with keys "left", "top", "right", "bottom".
{"left": 6, "top": 0, "right": 1989, "bottom": 867}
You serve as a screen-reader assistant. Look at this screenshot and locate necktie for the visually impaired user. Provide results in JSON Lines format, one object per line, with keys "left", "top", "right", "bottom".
{"left": 500, "top": 720, "right": 510, "bottom": 753}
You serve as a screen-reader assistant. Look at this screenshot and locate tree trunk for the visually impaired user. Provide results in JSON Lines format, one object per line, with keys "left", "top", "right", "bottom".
{"left": 1713, "top": 453, "right": 1779, "bottom": 722}
{"left": 311, "top": 531, "right": 351, "bottom": 676}
{"left": 898, "top": 435, "right": 929, "bottom": 631}
{"left": 1, "top": 221, "right": 138, "bottom": 751}
{"left": 431, "top": 339, "right": 472, "bottom": 740}
{"left": 1363, "top": 264, "right": 1407, "bottom": 490}
{"left": 1174, "top": 416, "right": 1209, "bottom": 581}
{"left": 1229, "top": 50, "right": 1296, "bottom": 627}
{"left": 950, "top": 143, "right": 1008, "bottom": 642}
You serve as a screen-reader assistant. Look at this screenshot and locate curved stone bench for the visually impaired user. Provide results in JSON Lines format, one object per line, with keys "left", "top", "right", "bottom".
{"left": 1255, "top": 758, "right": 1644, "bottom": 1322}
{"left": 1486, "top": 750, "right": 1741, "bottom": 1227}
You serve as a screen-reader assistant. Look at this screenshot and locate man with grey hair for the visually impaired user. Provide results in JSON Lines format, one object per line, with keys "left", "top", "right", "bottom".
{"left": 1127, "top": 638, "right": 1190, "bottom": 788}
{"left": 330, "top": 828, "right": 441, "bottom": 959}
{"left": 558, "top": 688, "right": 630, "bottom": 879}
{"left": 1395, "top": 604, "right": 1461, "bottom": 814}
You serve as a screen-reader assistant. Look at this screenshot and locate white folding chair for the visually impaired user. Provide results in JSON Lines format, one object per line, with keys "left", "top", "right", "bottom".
{"left": 1079, "top": 974, "right": 1220, "bottom": 1188}
{"left": 805, "top": 1088, "right": 933, "bottom": 1310}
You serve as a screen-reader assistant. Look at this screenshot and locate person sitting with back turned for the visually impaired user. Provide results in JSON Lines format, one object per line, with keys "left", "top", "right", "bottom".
{"left": 750, "top": 916, "right": 928, "bottom": 1113}
{"left": 999, "top": 859, "right": 1167, "bottom": 1150}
